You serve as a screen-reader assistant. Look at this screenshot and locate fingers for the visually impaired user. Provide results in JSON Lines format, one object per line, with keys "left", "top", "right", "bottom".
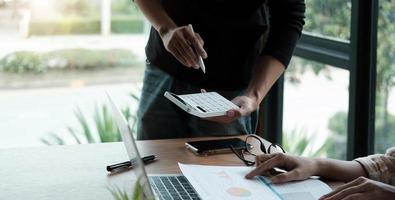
{"left": 162, "top": 25, "right": 208, "bottom": 68}
{"left": 226, "top": 109, "right": 238, "bottom": 118}
{"left": 270, "top": 169, "right": 303, "bottom": 184}
{"left": 320, "top": 177, "right": 368, "bottom": 200}
{"left": 224, "top": 109, "right": 248, "bottom": 121}
{"left": 163, "top": 26, "right": 202, "bottom": 68}
{"left": 178, "top": 40, "right": 199, "bottom": 68}
{"left": 191, "top": 35, "right": 207, "bottom": 59}
{"left": 204, "top": 108, "right": 241, "bottom": 123}
{"left": 164, "top": 33, "right": 190, "bottom": 67}
{"left": 200, "top": 89, "right": 207, "bottom": 93}
{"left": 205, "top": 115, "right": 237, "bottom": 124}
{"left": 232, "top": 107, "right": 248, "bottom": 117}
{"left": 323, "top": 186, "right": 367, "bottom": 200}
{"left": 195, "top": 33, "right": 205, "bottom": 48}
{"left": 172, "top": 34, "right": 198, "bottom": 68}
{"left": 230, "top": 97, "right": 251, "bottom": 117}
{"left": 204, "top": 109, "right": 246, "bottom": 123}
{"left": 245, "top": 153, "right": 286, "bottom": 179}
{"left": 245, "top": 154, "right": 276, "bottom": 179}
{"left": 323, "top": 177, "right": 366, "bottom": 198}
{"left": 185, "top": 25, "right": 207, "bottom": 59}
{"left": 226, "top": 98, "right": 243, "bottom": 118}
{"left": 172, "top": 44, "right": 191, "bottom": 67}
{"left": 342, "top": 193, "right": 364, "bottom": 200}
{"left": 255, "top": 154, "right": 276, "bottom": 166}
{"left": 204, "top": 95, "right": 255, "bottom": 124}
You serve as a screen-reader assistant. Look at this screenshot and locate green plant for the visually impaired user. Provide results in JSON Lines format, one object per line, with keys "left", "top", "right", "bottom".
{"left": 108, "top": 176, "right": 154, "bottom": 200}
{"left": 112, "top": 0, "right": 140, "bottom": 15}
{"left": 286, "top": 57, "right": 332, "bottom": 86}
{"left": 375, "top": 0, "right": 395, "bottom": 153}
{"left": 29, "top": 18, "right": 101, "bottom": 35}
{"left": 328, "top": 107, "right": 395, "bottom": 156}
{"left": 304, "top": 0, "right": 351, "bottom": 40}
{"left": 109, "top": 186, "right": 132, "bottom": 200}
{"left": 41, "top": 90, "right": 141, "bottom": 145}
{"left": 53, "top": 0, "right": 100, "bottom": 18}
{"left": 28, "top": 16, "right": 144, "bottom": 36}
{"left": 41, "top": 104, "right": 136, "bottom": 145}
{"left": 0, "top": 51, "right": 46, "bottom": 73}
{"left": 283, "top": 127, "right": 333, "bottom": 157}
{"left": 111, "top": 15, "right": 144, "bottom": 34}
{"left": 46, "top": 48, "right": 138, "bottom": 70}
{"left": 0, "top": 49, "right": 138, "bottom": 74}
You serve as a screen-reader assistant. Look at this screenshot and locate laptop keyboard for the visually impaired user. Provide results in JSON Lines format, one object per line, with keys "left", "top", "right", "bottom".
{"left": 149, "top": 176, "right": 201, "bottom": 200}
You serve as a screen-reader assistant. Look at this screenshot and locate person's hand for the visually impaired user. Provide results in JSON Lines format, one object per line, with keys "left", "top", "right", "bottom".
{"left": 159, "top": 25, "right": 207, "bottom": 68}
{"left": 319, "top": 177, "right": 395, "bottom": 200}
{"left": 205, "top": 95, "right": 259, "bottom": 124}
{"left": 245, "top": 153, "right": 318, "bottom": 184}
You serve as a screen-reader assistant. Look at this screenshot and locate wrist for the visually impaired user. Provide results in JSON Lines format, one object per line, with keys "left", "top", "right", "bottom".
{"left": 158, "top": 26, "right": 170, "bottom": 38}
{"left": 246, "top": 89, "right": 264, "bottom": 105}
{"left": 312, "top": 157, "right": 327, "bottom": 177}
{"left": 157, "top": 24, "right": 177, "bottom": 38}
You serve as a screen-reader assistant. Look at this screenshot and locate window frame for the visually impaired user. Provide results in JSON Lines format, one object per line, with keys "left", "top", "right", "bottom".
{"left": 258, "top": 0, "right": 378, "bottom": 160}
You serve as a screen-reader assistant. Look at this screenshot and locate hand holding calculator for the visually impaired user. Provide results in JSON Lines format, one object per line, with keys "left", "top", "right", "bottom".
{"left": 164, "top": 91, "right": 239, "bottom": 118}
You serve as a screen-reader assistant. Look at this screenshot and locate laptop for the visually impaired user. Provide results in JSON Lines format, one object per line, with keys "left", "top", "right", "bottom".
{"left": 107, "top": 93, "right": 201, "bottom": 200}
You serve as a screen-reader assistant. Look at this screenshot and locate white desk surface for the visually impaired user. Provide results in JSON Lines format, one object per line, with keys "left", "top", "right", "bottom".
{"left": 0, "top": 143, "right": 134, "bottom": 200}
{"left": 0, "top": 136, "right": 248, "bottom": 200}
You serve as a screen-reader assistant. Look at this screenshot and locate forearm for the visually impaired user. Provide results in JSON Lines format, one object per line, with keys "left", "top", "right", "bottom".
{"left": 246, "top": 55, "right": 285, "bottom": 104}
{"left": 134, "top": 0, "right": 177, "bottom": 35}
{"left": 314, "top": 158, "right": 367, "bottom": 182}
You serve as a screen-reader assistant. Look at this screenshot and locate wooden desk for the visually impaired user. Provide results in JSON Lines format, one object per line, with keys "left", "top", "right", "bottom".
{"left": 0, "top": 136, "right": 341, "bottom": 200}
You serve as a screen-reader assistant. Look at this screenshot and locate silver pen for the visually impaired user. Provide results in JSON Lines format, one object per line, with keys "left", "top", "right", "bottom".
{"left": 188, "top": 24, "right": 206, "bottom": 74}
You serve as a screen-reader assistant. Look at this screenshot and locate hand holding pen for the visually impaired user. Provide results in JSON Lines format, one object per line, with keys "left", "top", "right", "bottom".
{"left": 159, "top": 24, "right": 207, "bottom": 72}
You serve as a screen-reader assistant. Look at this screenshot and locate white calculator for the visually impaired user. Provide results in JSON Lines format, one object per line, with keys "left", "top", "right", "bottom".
{"left": 164, "top": 91, "right": 239, "bottom": 118}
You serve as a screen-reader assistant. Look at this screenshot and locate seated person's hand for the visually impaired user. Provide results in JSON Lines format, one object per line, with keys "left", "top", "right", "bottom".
{"left": 245, "top": 153, "right": 318, "bottom": 184}
{"left": 319, "top": 176, "right": 395, "bottom": 200}
{"left": 160, "top": 25, "right": 207, "bottom": 68}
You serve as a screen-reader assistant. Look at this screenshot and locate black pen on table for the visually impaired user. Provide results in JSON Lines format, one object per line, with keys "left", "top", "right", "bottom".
{"left": 106, "top": 155, "right": 158, "bottom": 172}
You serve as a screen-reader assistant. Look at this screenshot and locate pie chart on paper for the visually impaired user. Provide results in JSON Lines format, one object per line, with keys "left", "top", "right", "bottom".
{"left": 226, "top": 187, "right": 252, "bottom": 197}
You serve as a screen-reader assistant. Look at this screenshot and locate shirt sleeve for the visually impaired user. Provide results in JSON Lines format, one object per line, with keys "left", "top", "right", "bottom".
{"left": 262, "top": 0, "right": 306, "bottom": 67}
{"left": 354, "top": 147, "right": 395, "bottom": 186}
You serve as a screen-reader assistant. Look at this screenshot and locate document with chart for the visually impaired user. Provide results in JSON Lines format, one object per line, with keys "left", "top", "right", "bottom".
{"left": 179, "top": 163, "right": 332, "bottom": 200}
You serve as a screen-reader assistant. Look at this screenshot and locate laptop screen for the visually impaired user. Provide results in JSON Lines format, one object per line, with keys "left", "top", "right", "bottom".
{"left": 107, "top": 93, "right": 155, "bottom": 199}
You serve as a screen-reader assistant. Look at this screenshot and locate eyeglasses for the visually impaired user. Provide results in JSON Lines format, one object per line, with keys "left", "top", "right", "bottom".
{"left": 230, "top": 135, "right": 286, "bottom": 167}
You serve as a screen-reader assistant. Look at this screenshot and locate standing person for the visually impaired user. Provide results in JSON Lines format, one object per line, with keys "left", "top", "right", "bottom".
{"left": 135, "top": 0, "right": 305, "bottom": 140}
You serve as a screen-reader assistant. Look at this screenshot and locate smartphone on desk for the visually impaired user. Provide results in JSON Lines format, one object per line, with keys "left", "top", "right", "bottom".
{"left": 185, "top": 138, "right": 250, "bottom": 156}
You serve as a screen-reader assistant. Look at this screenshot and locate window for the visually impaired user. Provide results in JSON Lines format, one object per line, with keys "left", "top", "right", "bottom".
{"left": 375, "top": 0, "right": 395, "bottom": 153}
{"left": 0, "top": 0, "right": 147, "bottom": 148}
{"left": 283, "top": 57, "right": 349, "bottom": 159}
{"left": 304, "top": 0, "right": 351, "bottom": 40}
